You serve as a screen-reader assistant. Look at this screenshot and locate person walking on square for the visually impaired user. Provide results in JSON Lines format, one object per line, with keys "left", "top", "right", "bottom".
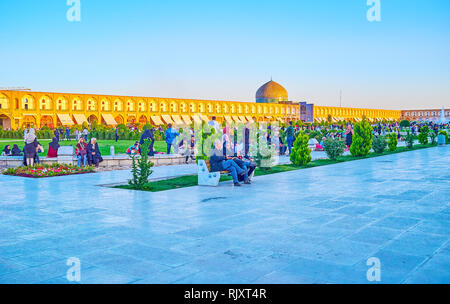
{"left": 54, "top": 128, "right": 60, "bottom": 141}
{"left": 115, "top": 127, "right": 119, "bottom": 142}
{"left": 286, "top": 121, "right": 295, "bottom": 155}
{"left": 164, "top": 124, "right": 179, "bottom": 154}
{"left": 65, "top": 127, "right": 71, "bottom": 141}
{"left": 82, "top": 128, "right": 89, "bottom": 141}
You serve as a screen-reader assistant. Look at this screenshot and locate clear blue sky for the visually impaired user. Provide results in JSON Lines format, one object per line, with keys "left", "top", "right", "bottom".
{"left": 1, "top": 0, "right": 449, "bottom": 110}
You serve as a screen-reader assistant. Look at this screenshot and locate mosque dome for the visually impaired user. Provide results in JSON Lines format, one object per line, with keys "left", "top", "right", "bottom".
{"left": 255, "top": 80, "right": 288, "bottom": 103}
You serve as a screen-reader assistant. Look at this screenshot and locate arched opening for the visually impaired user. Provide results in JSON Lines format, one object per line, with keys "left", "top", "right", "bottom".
{"left": 127, "top": 100, "right": 135, "bottom": 112}
{"left": 39, "top": 95, "right": 52, "bottom": 110}
{"left": 150, "top": 101, "right": 158, "bottom": 112}
{"left": 127, "top": 116, "right": 136, "bottom": 126}
{"left": 114, "top": 99, "right": 123, "bottom": 111}
{"left": 0, "top": 114, "right": 12, "bottom": 129}
{"left": 56, "top": 97, "right": 69, "bottom": 111}
{"left": 22, "top": 95, "right": 35, "bottom": 110}
{"left": 87, "top": 99, "right": 97, "bottom": 111}
{"left": 22, "top": 115, "right": 36, "bottom": 129}
{"left": 139, "top": 115, "right": 147, "bottom": 125}
{"left": 87, "top": 115, "right": 98, "bottom": 124}
{"left": 40, "top": 115, "right": 54, "bottom": 128}
{"left": 0, "top": 94, "right": 9, "bottom": 110}
{"left": 101, "top": 99, "right": 111, "bottom": 111}
{"left": 138, "top": 100, "right": 146, "bottom": 112}
{"left": 115, "top": 115, "right": 124, "bottom": 124}
{"left": 72, "top": 98, "right": 82, "bottom": 111}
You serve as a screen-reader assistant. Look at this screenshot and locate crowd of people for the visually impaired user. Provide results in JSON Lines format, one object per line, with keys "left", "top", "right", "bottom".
{"left": 1, "top": 120, "right": 448, "bottom": 173}
{"left": 0, "top": 127, "right": 103, "bottom": 168}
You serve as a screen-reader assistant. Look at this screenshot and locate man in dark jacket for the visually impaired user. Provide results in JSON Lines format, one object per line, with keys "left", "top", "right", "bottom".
{"left": 210, "top": 140, "right": 247, "bottom": 186}
{"left": 286, "top": 121, "right": 295, "bottom": 155}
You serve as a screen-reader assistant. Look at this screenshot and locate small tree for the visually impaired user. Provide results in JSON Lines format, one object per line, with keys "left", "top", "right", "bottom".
{"left": 128, "top": 139, "right": 154, "bottom": 190}
{"left": 405, "top": 131, "right": 414, "bottom": 149}
{"left": 387, "top": 133, "right": 398, "bottom": 152}
{"left": 372, "top": 136, "right": 387, "bottom": 154}
{"left": 290, "top": 132, "right": 312, "bottom": 166}
{"left": 323, "top": 138, "right": 345, "bottom": 160}
{"left": 429, "top": 131, "right": 437, "bottom": 145}
{"left": 350, "top": 119, "right": 373, "bottom": 157}
{"left": 400, "top": 120, "right": 410, "bottom": 129}
{"left": 418, "top": 126, "right": 429, "bottom": 145}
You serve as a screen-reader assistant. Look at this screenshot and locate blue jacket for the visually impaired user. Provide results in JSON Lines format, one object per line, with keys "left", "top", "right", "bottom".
{"left": 164, "top": 128, "right": 179, "bottom": 144}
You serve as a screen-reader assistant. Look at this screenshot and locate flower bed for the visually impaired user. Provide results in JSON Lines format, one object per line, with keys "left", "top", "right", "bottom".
{"left": 2, "top": 163, "right": 95, "bottom": 178}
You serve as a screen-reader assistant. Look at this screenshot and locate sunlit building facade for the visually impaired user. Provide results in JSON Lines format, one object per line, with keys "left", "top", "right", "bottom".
{"left": 0, "top": 80, "right": 404, "bottom": 130}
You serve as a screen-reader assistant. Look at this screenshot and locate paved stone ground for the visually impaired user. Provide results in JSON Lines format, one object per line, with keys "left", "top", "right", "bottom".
{"left": 0, "top": 146, "right": 448, "bottom": 284}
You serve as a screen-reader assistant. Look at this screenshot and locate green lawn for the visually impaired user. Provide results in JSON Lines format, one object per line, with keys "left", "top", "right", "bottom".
{"left": 116, "top": 143, "right": 439, "bottom": 192}
{"left": 0, "top": 138, "right": 168, "bottom": 156}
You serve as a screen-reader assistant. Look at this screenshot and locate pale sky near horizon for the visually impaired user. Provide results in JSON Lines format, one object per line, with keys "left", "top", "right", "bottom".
{"left": 0, "top": 0, "right": 449, "bottom": 110}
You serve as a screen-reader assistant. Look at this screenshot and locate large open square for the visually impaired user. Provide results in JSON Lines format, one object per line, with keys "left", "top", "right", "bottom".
{"left": 0, "top": 146, "right": 448, "bottom": 284}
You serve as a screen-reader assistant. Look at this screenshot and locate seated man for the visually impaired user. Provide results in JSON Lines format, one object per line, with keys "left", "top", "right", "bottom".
{"left": 210, "top": 140, "right": 248, "bottom": 187}
{"left": 278, "top": 136, "right": 287, "bottom": 155}
{"left": 225, "top": 143, "right": 253, "bottom": 184}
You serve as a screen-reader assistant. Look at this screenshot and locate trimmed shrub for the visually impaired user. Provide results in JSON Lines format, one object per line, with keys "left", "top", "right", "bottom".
{"left": 439, "top": 130, "right": 448, "bottom": 143}
{"left": 350, "top": 119, "right": 373, "bottom": 157}
{"left": 372, "top": 136, "right": 387, "bottom": 154}
{"left": 323, "top": 138, "right": 345, "bottom": 160}
{"left": 418, "top": 126, "right": 429, "bottom": 145}
{"left": 290, "top": 132, "right": 312, "bottom": 166}
{"left": 387, "top": 133, "right": 398, "bottom": 152}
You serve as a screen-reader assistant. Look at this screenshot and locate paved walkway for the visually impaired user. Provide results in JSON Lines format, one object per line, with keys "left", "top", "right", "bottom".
{"left": 0, "top": 146, "right": 448, "bottom": 283}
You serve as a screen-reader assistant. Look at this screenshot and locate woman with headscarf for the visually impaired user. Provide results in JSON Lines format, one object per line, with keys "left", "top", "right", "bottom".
{"left": 87, "top": 138, "right": 103, "bottom": 167}
{"left": 139, "top": 128, "right": 155, "bottom": 156}
{"left": 1, "top": 145, "right": 11, "bottom": 156}
{"left": 24, "top": 129, "right": 38, "bottom": 166}
{"left": 76, "top": 137, "right": 88, "bottom": 167}
{"left": 10, "top": 144, "right": 22, "bottom": 156}
{"left": 47, "top": 137, "right": 60, "bottom": 158}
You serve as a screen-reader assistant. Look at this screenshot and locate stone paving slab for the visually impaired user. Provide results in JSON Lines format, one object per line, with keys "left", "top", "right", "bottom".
{"left": 0, "top": 146, "right": 448, "bottom": 284}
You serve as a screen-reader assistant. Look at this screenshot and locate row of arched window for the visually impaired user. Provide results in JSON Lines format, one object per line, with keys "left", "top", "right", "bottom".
{"left": 314, "top": 106, "right": 399, "bottom": 118}
{"left": 0, "top": 94, "right": 300, "bottom": 116}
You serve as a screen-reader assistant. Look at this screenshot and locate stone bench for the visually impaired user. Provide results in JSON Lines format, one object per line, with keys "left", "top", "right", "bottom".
{"left": 197, "top": 159, "right": 231, "bottom": 187}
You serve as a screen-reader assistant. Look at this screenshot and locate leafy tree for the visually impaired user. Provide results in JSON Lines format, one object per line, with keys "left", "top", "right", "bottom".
{"left": 429, "top": 131, "right": 437, "bottom": 145}
{"left": 387, "top": 133, "right": 398, "bottom": 151}
{"left": 400, "top": 120, "right": 411, "bottom": 129}
{"left": 128, "top": 139, "right": 154, "bottom": 190}
{"left": 405, "top": 131, "right": 414, "bottom": 149}
{"left": 418, "top": 126, "right": 429, "bottom": 145}
{"left": 350, "top": 119, "right": 373, "bottom": 157}
{"left": 372, "top": 136, "right": 387, "bottom": 154}
{"left": 323, "top": 138, "right": 345, "bottom": 160}
{"left": 290, "top": 132, "right": 311, "bottom": 166}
